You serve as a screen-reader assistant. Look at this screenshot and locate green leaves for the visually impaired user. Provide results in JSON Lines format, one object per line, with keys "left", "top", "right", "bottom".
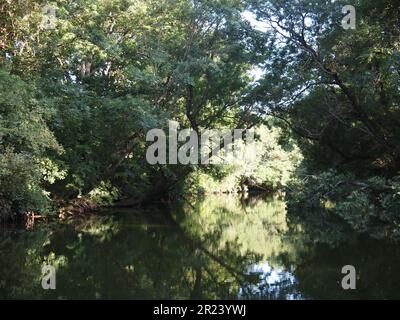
{"left": 0, "top": 69, "right": 62, "bottom": 219}
{"left": 286, "top": 169, "right": 400, "bottom": 244}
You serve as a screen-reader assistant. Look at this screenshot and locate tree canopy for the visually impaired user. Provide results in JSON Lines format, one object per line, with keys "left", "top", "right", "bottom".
{"left": 1, "top": 0, "right": 400, "bottom": 243}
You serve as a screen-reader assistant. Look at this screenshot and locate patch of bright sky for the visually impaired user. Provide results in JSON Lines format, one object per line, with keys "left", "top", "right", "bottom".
{"left": 238, "top": 261, "right": 304, "bottom": 300}
{"left": 241, "top": 11, "right": 269, "bottom": 33}
{"left": 241, "top": 11, "right": 268, "bottom": 83}
{"left": 241, "top": 9, "right": 319, "bottom": 83}
{"left": 248, "top": 66, "right": 264, "bottom": 83}
{"left": 304, "top": 16, "right": 313, "bottom": 27}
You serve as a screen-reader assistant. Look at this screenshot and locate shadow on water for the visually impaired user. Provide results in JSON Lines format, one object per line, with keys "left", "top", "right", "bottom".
{"left": 1, "top": 194, "right": 400, "bottom": 299}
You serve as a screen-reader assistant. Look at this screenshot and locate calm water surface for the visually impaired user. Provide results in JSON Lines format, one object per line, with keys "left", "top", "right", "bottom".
{"left": 1, "top": 194, "right": 399, "bottom": 299}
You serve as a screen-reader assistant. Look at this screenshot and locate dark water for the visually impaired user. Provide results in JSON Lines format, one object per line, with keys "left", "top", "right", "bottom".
{"left": 1, "top": 194, "right": 400, "bottom": 299}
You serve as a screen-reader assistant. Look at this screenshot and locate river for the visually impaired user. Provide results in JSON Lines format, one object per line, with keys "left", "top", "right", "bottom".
{"left": 1, "top": 194, "right": 399, "bottom": 299}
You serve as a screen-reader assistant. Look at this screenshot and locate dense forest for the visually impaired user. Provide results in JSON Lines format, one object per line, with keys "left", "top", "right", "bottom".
{"left": 1, "top": 0, "right": 400, "bottom": 247}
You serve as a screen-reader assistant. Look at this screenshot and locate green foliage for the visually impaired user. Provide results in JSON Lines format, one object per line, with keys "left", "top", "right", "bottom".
{"left": 0, "top": 0, "right": 262, "bottom": 218}
{"left": 0, "top": 69, "right": 61, "bottom": 220}
{"left": 286, "top": 170, "right": 400, "bottom": 245}
{"left": 189, "top": 124, "right": 302, "bottom": 193}
{"left": 248, "top": 0, "right": 400, "bottom": 244}
{"left": 250, "top": 0, "right": 400, "bottom": 176}
{"left": 88, "top": 181, "right": 120, "bottom": 206}
{"left": 1, "top": 0, "right": 399, "bottom": 249}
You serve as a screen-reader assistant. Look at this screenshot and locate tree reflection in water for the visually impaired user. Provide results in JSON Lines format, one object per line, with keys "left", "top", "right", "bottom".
{"left": 1, "top": 194, "right": 400, "bottom": 299}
